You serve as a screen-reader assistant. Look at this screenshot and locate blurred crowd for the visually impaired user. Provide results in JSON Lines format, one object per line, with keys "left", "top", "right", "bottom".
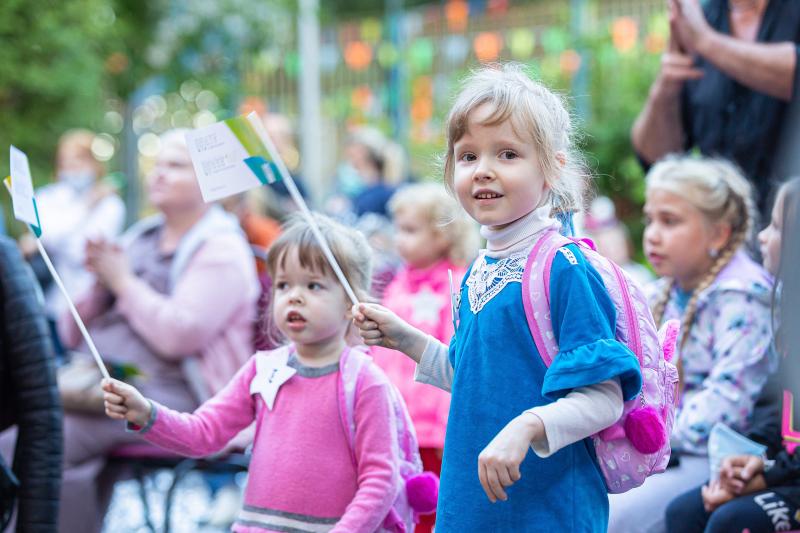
{"left": 1, "top": 0, "right": 800, "bottom": 532}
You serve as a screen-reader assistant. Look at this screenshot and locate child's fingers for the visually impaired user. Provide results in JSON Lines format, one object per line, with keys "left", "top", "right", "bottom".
{"left": 359, "top": 328, "right": 384, "bottom": 341}
{"left": 485, "top": 466, "right": 508, "bottom": 502}
{"left": 498, "top": 465, "right": 516, "bottom": 488}
{"left": 356, "top": 319, "right": 380, "bottom": 332}
{"left": 509, "top": 462, "right": 522, "bottom": 482}
{"left": 105, "top": 405, "right": 127, "bottom": 420}
{"left": 102, "top": 378, "right": 129, "bottom": 395}
{"left": 103, "top": 392, "right": 125, "bottom": 405}
{"left": 357, "top": 303, "right": 393, "bottom": 325}
{"left": 740, "top": 455, "right": 762, "bottom": 481}
{"left": 104, "top": 403, "right": 127, "bottom": 415}
{"left": 478, "top": 462, "right": 496, "bottom": 503}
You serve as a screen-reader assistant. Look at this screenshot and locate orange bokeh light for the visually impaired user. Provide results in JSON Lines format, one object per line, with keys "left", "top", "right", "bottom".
{"left": 612, "top": 17, "right": 639, "bottom": 53}
{"left": 344, "top": 41, "right": 373, "bottom": 71}
{"left": 445, "top": 0, "right": 469, "bottom": 32}
{"left": 474, "top": 32, "right": 503, "bottom": 62}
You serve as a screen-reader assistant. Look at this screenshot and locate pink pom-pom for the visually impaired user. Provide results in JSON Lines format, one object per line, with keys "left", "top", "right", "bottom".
{"left": 624, "top": 406, "right": 666, "bottom": 454}
{"left": 406, "top": 472, "right": 439, "bottom": 515}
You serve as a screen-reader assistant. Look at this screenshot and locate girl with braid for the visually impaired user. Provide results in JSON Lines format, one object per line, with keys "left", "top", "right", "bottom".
{"left": 609, "top": 156, "right": 776, "bottom": 533}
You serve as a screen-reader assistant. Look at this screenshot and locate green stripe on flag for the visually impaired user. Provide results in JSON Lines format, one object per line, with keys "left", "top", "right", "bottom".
{"left": 224, "top": 116, "right": 269, "bottom": 158}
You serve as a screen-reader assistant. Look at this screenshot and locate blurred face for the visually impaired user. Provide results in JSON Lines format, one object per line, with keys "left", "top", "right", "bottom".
{"left": 393, "top": 207, "right": 449, "bottom": 269}
{"left": 345, "top": 143, "right": 380, "bottom": 184}
{"left": 272, "top": 248, "right": 351, "bottom": 349}
{"left": 452, "top": 104, "right": 547, "bottom": 229}
{"left": 758, "top": 189, "right": 784, "bottom": 276}
{"left": 147, "top": 140, "right": 204, "bottom": 213}
{"left": 643, "top": 189, "right": 730, "bottom": 290}
{"left": 56, "top": 142, "right": 99, "bottom": 185}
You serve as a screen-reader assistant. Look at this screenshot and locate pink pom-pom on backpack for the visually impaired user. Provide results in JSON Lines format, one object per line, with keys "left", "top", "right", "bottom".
{"left": 521, "top": 230, "right": 680, "bottom": 494}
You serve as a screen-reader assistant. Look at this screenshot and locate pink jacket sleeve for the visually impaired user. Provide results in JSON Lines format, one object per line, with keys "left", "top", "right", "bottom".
{"left": 333, "top": 366, "right": 399, "bottom": 533}
{"left": 139, "top": 356, "right": 257, "bottom": 457}
{"left": 58, "top": 283, "right": 113, "bottom": 348}
{"left": 116, "top": 234, "right": 254, "bottom": 360}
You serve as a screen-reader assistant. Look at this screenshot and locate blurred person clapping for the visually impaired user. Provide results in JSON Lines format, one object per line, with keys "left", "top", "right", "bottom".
{"left": 632, "top": 0, "right": 800, "bottom": 213}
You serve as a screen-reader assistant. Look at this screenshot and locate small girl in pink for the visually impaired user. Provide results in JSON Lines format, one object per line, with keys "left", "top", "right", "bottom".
{"left": 372, "top": 183, "right": 477, "bottom": 533}
{"left": 101, "top": 214, "right": 402, "bottom": 533}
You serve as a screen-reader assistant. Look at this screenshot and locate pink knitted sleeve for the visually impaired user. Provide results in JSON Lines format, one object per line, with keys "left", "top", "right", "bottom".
{"left": 140, "top": 356, "right": 257, "bottom": 457}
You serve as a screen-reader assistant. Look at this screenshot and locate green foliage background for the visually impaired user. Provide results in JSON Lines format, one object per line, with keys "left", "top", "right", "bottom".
{"left": 1, "top": 0, "right": 662, "bottom": 245}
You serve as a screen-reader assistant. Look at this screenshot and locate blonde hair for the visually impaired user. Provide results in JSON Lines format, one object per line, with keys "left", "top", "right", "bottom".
{"left": 443, "top": 62, "right": 588, "bottom": 215}
{"left": 266, "top": 213, "right": 373, "bottom": 302}
{"left": 648, "top": 156, "right": 756, "bottom": 353}
{"left": 389, "top": 182, "right": 479, "bottom": 265}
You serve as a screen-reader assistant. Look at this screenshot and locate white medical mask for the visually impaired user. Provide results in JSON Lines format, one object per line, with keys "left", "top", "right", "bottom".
{"left": 58, "top": 171, "right": 95, "bottom": 191}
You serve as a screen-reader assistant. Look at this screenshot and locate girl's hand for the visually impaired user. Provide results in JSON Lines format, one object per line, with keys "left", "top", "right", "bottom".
{"left": 701, "top": 480, "right": 735, "bottom": 513}
{"left": 719, "top": 455, "right": 767, "bottom": 495}
{"left": 351, "top": 303, "right": 428, "bottom": 362}
{"left": 478, "top": 412, "right": 544, "bottom": 503}
{"left": 102, "top": 378, "right": 151, "bottom": 427}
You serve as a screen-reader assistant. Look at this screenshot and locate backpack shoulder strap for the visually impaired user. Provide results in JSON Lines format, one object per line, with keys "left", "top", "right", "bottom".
{"left": 522, "top": 230, "right": 572, "bottom": 367}
{"left": 337, "top": 347, "right": 371, "bottom": 465}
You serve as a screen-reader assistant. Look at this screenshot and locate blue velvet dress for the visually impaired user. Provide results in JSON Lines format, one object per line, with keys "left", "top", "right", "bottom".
{"left": 435, "top": 244, "right": 642, "bottom": 532}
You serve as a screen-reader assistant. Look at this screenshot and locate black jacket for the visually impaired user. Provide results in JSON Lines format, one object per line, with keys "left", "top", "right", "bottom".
{"left": 748, "top": 358, "right": 800, "bottom": 490}
{"left": 0, "top": 236, "right": 62, "bottom": 532}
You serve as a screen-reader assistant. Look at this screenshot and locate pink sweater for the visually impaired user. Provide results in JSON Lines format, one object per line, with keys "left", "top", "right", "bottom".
{"left": 372, "top": 259, "right": 464, "bottom": 448}
{"left": 139, "top": 350, "right": 399, "bottom": 533}
{"left": 60, "top": 231, "right": 259, "bottom": 397}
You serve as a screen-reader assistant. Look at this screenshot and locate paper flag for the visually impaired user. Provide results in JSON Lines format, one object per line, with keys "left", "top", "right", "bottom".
{"left": 8, "top": 146, "right": 41, "bottom": 235}
{"left": 185, "top": 113, "right": 272, "bottom": 203}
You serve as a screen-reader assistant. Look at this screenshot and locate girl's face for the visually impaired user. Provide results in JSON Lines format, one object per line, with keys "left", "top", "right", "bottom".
{"left": 272, "top": 248, "right": 351, "bottom": 348}
{"left": 452, "top": 103, "right": 547, "bottom": 229}
{"left": 147, "top": 141, "right": 204, "bottom": 213}
{"left": 758, "top": 189, "right": 784, "bottom": 276}
{"left": 643, "top": 189, "right": 731, "bottom": 290}
{"left": 393, "top": 207, "right": 450, "bottom": 269}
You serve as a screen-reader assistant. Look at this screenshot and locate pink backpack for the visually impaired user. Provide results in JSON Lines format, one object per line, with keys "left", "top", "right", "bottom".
{"left": 260, "top": 346, "right": 439, "bottom": 532}
{"left": 522, "top": 230, "right": 680, "bottom": 493}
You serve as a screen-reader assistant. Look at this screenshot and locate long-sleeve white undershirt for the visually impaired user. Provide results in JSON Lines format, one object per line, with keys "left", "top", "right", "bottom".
{"left": 414, "top": 335, "right": 623, "bottom": 457}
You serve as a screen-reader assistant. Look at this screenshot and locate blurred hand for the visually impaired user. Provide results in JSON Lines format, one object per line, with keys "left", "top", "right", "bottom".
{"left": 478, "top": 412, "right": 544, "bottom": 503}
{"left": 18, "top": 234, "right": 38, "bottom": 257}
{"left": 655, "top": 17, "right": 705, "bottom": 98}
{"left": 102, "top": 378, "right": 151, "bottom": 427}
{"left": 85, "top": 238, "right": 132, "bottom": 294}
{"left": 701, "top": 480, "right": 735, "bottom": 512}
{"left": 720, "top": 454, "right": 768, "bottom": 495}
{"left": 670, "top": 0, "right": 714, "bottom": 54}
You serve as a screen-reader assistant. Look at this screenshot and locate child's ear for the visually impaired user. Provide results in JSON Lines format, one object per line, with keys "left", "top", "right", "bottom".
{"left": 710, "top": 221, "right": 733, "bottom": 256}
{"left": 555, "top": 151, "right": 567, "bottom": 168}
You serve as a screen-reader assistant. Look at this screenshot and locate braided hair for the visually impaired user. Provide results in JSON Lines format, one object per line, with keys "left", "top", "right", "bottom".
{"left": 646, "top": 157, "right": 756, "bottom": 386}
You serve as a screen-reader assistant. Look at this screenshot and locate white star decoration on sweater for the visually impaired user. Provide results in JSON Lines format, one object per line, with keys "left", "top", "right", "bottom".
{"left": 410, "top": 288, "right": 446, "bottom": 325}
{"left": 250, "top": 353, "right": 296, "bottom": 410}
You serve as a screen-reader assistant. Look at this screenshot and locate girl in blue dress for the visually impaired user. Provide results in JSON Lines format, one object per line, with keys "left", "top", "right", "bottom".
{"left": 354, "top": 63, "right": 642, "bottom": 532}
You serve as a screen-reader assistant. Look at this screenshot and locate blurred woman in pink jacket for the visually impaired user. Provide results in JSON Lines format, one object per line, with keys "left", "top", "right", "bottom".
{"left": 372, "top": 183, "right": 478, "bottom": 532}
{"left": 54, "top": 129, "right": 259, "bottom": 532}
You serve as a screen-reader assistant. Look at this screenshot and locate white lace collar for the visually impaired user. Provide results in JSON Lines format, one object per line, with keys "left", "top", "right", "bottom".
{"left": 480, "top": 206, "right": 560, "bottom": 259}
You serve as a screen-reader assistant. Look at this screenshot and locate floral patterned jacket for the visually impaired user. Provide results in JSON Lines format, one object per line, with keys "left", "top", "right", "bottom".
{"left": 650, "top": 250, "right": 776, "bottom": 454}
